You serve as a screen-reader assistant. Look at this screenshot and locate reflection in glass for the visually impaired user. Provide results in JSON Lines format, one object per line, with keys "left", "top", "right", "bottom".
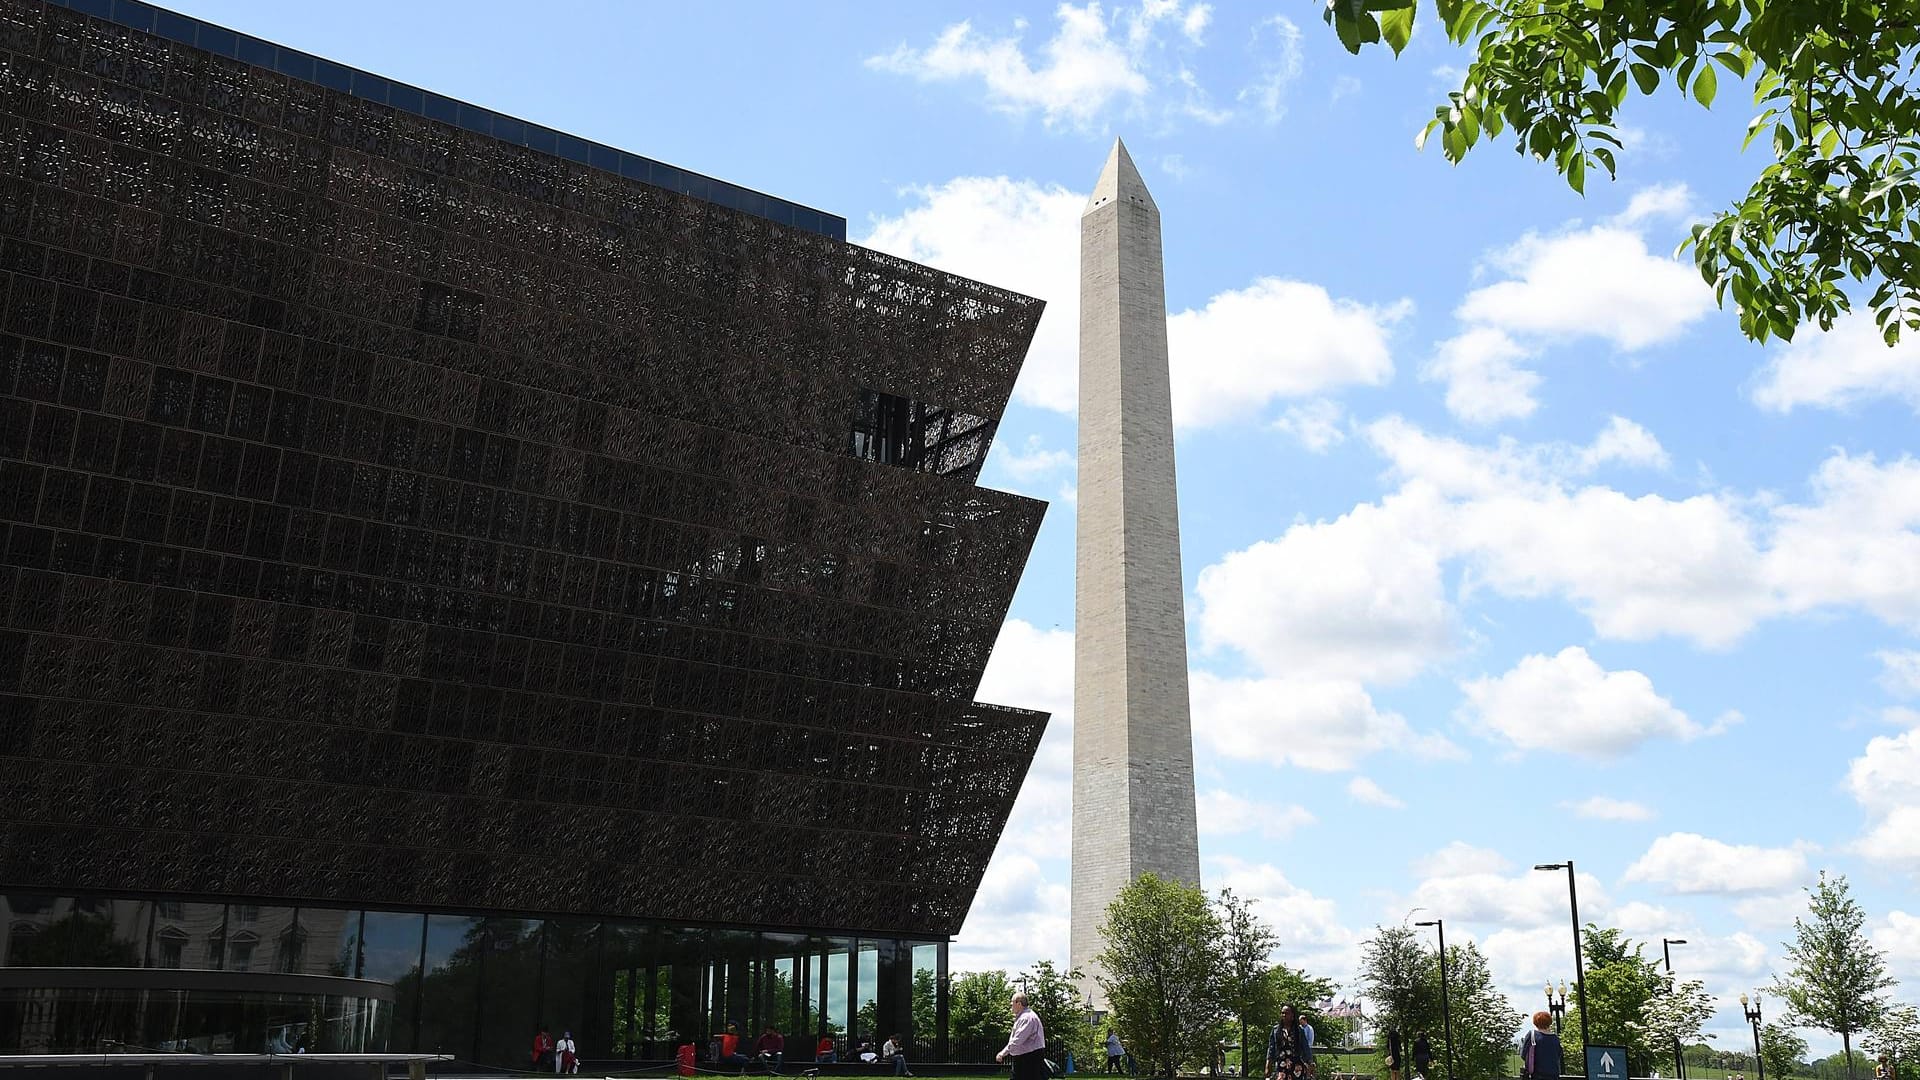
{"left": 415, "top": 915, "right": 484, "bottom": 1060}
{"left": 856, "top": 945, "right": 878, "bottom": 1044}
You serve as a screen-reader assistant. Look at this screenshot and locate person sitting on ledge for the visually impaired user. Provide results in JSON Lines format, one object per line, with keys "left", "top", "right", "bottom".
{"left": 816, "top": 1035, "right": 838, "bottom": 1063}
{"left": 756, "top": 1027, "right": 786, "bottom": 1073}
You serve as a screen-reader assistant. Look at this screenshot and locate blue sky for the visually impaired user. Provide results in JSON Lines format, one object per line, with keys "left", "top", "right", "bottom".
{"left": 167, "top": 0, "right": 1920, "bottom": 1052}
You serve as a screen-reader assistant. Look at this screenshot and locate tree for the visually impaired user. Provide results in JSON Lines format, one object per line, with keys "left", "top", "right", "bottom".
{"left": 1864, "top": 1004, "right": 1920, "bottom": 1080}
{"left": 1360, "top": 925, "right": 1443, "bottom": 1065}
{"left": 1441, "top": 941, "right": 1522, "bottom": 1080}
{"left": 1322, "top": 0, "right": 1920, "bottom": 347}
{"left": 1020, "top": 959, "right": 1101, "bottom": 1070}
{"left": 1562, "top": 926, "right": 1666, "bottom": 1075}
{"left": 1219, "top": 888, "right": 1281, "bottom": 1078}
{"left": 1632, "top": 974, "right": 1717, "bottom": 1079}
{"left": 949, "top": 970, "right": 1016, "bottom": 1060}
{"left": 1097, "top": 873, "right": 1231, "bottom": 1076}
{"left": 1773, "top": 873, "right": 1895, "bottom": 1080}
{"left": 1761, "top": 1022, "right": 1810, "bottom": 1080}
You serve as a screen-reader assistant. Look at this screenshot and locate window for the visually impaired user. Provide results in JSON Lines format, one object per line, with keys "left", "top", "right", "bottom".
{"left": 156, "top": 901, "right": 183, "bottom": 919}
{"left": 232, "top": 904, "right": 259, "bottom": 923}
{"left": 155, "top": 928, "right": 187, "bottom": 969}
{"left": 846, "top": 390, "right": 989, "bottom": 477}
{"left": 6, "top": 924, "right": 36, "bottom": 966}
{"left": 227, "top": 931, "right": 259, "bottom": 972}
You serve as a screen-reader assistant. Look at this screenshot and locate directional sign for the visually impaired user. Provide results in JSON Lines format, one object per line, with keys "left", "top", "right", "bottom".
{"left": 1588, "top": 1045, "right": 1630, "bottom": 1080}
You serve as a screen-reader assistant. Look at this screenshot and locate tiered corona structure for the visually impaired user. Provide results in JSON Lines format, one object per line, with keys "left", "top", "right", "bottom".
{"left": 0, "top": 0, "right": 1048, "bottom": 1061}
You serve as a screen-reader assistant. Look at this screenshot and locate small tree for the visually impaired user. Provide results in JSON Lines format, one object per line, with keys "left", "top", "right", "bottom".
{"left": 1441, "top": 941, "right": 1522, "bottom": 1080}
{"left": 1633, "top": 974, "right": 1716, "bottom": 1080}
{"left": 1219, "top": 889, "right": 1280, "bottom": 1078}
{"left": 1864, "top": 1005, "right": 1920, "bottom": 1080}
{"left": 1097, "top": 873, "right": 1231, "bottom": 1076}
{"left": 1761, "top": 1023, "right": 1809, "bottom": 1080}
{"left": 1359, "top": 925, "right": 1442, "bottom": 1068}
{"left": 1021, "top": 959, "right": 1101, "bottom": 1069}
{"left": 1773, "top": 873, "right": 1895, "bottom": 1080}
{"left": 949, "top": 970, "right": 1016, "bottom": 1060}
{"left": 1563, "top": 926, "right": 1666, "bottom": 1074}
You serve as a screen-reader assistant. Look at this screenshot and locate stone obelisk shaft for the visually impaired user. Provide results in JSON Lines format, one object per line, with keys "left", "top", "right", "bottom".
{"left": 1070, "top": 139, "right": 1201, "bottom": 1001}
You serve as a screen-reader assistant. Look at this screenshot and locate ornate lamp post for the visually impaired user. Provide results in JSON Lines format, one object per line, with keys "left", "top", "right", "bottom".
{"left": 1663, "top": 938, "right": 1689, "bottom": 1080}
{"left": 1416, "top": 919, "right": 1456, "bottom": 1080}
{"left": 1545, "top": 983, "right": 1569, "bottom": 1033}
{"left": 1535, "top": 862, "right": 1590, "bottom": 1067}
{"left": 1742, "top": 993, "right": 1765, "bottom": 1080}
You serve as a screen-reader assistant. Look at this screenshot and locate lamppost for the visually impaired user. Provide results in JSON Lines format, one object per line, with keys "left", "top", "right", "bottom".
{"left": 1416, "top": 919, "right": 1456, "bottom": 1080}
{"left": 1534, "top": 862, "right": 1589, "bottom": 1068}
{"left": 1662, "top": 938, "right": 1688, "bottom": 1080}
{"left": 1545, "top": 983, "right": 1568, "bottom": 1034}
{"left": 1742, "top": 994, "right": 1765, "bottom": 1080}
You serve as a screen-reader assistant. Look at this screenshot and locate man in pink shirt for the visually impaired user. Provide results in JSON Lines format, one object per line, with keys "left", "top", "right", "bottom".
{"left": 997, "top": 993, "right": 1048, "bottom": 1080}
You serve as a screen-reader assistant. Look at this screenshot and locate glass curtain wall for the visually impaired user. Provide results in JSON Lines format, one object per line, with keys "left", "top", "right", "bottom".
{"left": 1, "top": 893, "right": 948, "bottom": 1067}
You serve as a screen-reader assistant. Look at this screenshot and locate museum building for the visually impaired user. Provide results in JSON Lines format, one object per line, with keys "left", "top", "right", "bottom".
{"left": 0, "top": 0, "right": 1050, "bottom": 1063}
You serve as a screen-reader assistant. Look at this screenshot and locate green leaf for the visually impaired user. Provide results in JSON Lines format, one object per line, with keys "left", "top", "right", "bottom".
{"left": 1631, "top": 63, "right": 1660, "bottom": 95}
{"left": 1567, "top": 152, "right": 1586, "bottom": 195}
{"left": 1694, "top": 63, "right": 1718, "bottom": 108}
{"left": 1415, "top": 118, "right": 1441, "bottom": 150}
{"left": 1331, "top": 9, "right": 1381, "bottom": 54}
{"left": 1380, "top": 4, "right": 1415, "bottom": 57}
{"left": 1711, "top": 50, "right": 1750, "bottom": 78}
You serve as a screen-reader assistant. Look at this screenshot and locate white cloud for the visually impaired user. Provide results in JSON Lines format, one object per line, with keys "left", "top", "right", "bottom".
{"left": 1732, "top": 892, "right": 1808, "bottom": 930}
{"left": 866, "top": 182, "right": 1407, "bottom": 428}
{"left": 1168, "top": 278, "right": 1409, "bottom": 429}
{"left": 1197, "top": 789, "right": 1317, "bottom": 838}
{"left": 1194, "top": 486, "right": 1455, "bottom": 684}
{"left": 1179, "top": 3, "right": 1211, "bottom": 43}
{"left": 1855, "top": 806, "right": 1920, "bottom": 870}
{"left": 975, "top": 619, "right": 1075, "bottom": 862}
{"left": 867, "top": 4, "right": 1149, "bottom": 129}
{"left": 1425, "top": 200, "right": 1713, "bottom": 423}
{"left": 950, "top": 852, "right": 1071, "bottom": 971}
{"left": 1403, "top": 851, "right": 1610, "bottom": 928}
{"left": 990, "top": 434, "right": 1075, "bottom": 488}
{"left": 862, "top": 176, "right": 1083, "bottom": 413}
{"left": 1875, "top": 910, "right": 1920, "bottom": 981}
{"left": 1844, "top": 721, "right": 1920, "bottom": 818}
{"left": 1457, "top": 224, "right": 1714, "bottom": 350}
{"left": 1424, "top": 327, "right": 1541, "bottom": 424}
{"left": 1411, "top": 842, "right": 1511, "bottom": 880}
{"left": 1199, "top": 419, "right": 1920, "bottom": 699}
{"left": 1459, "top": 646, "right": 1704, "bottom": 760}
{"left": 1879, "top": 650, "right": 1920, "bottom": 697}
{"left": 1238, "top": 15, "right": 1303, "bottom": 122}
{"left": 1612, "top": 183, "right": 1696, "bottom": 227}
{"left": 1191, "top": 670, "right": 1463, "bottom": 772}
{"left": 1623, "top": 833, "right": 1812, "bottom": 895}
{"left": 1563, "top": 796, "right": 1656, "bottom": 822}
{"left": 1752, "top": 311, "right": 1920, "bottom": 415}
{"left": 1209, "top": 854, "right": 1360, "bottom": 976}
{"left": 1582, "top": 415, "right": 1672, "bottom": 472}
{"left": 1270, "top": 399, "right": 1347, "bottom": 453}
{"left": 1346, "top": 776, "right": 1405, "bottom": 809}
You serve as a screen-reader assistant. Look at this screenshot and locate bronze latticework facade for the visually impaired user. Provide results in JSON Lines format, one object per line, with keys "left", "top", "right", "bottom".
{"left": 0, "top": 0, "right": 1048, "bottom": 1061}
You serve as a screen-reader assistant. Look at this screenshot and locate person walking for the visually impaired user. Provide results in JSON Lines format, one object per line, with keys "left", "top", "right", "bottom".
{"left": 1265, "top": 1005, "right": 1314, "bottom": 1080}
{"left": 1520, "top": 1013, "right": 1562, "bottom": 1080}
{"left": 997, "top": 992, "right": 1048, "bottom": 1080}
{"left": 1105, "top": 1031, "right": 1125, "bottom": 1074}
{"left": 1413, "top": 1032, "right": 1433, "bottom": 1079}
{"left": 1385, "top": 1030, "right": 1404, "bottom": 1080}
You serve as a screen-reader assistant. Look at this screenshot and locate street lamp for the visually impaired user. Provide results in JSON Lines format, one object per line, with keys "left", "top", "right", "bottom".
{"left": 1415, "top": 920, "right": 1456, "bottom": 1080}
{"left": 1535, "top": 862, "right": 1590, "bottom": 1066}
{"left": 1742, "top": 994, "right": 1765, "bottom": 1080}
{"left": 1544, "top": 983, "right": 1569, "bottom": 1034}
{"left": 1662, "top": 939, "right": 1688, "bottom": 1080}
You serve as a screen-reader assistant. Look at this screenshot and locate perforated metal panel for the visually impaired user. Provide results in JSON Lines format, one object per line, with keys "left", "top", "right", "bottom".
{"left": 0, "top": 0, "right": 1048, "bottom": 938}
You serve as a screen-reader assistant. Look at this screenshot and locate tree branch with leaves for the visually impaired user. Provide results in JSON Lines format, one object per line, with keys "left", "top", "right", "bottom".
{"left": 1325, "top": 0, "right": 1920, "bottom": 346}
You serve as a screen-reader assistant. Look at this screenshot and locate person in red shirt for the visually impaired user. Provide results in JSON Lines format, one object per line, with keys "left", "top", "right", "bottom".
{"left": 718, "top": 1023, "right": 749, "bottom": 1067}
{"left": 755, "top": 1027, "right": 786, "bottom": 1073}
{"left": 816, "top": 1035, "right": 838, "bottom": 1064}
{"left": 532, "top": 1027, "right": 554, "bottom": 1069}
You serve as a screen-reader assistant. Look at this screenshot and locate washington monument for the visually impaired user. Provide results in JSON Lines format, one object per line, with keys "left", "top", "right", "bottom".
{"left": 1070, "top": 139, "right": 1201, "bottom": 997}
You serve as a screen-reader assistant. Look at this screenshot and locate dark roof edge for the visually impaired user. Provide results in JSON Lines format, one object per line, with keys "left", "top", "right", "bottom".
{"left": 42, "top": 0, "right": 848, "bottom": 241}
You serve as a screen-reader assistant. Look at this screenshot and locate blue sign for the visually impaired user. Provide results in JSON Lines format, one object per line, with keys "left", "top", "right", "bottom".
{"left": 1588, "top": 1045, "right": 1630, "bottom": 1080}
